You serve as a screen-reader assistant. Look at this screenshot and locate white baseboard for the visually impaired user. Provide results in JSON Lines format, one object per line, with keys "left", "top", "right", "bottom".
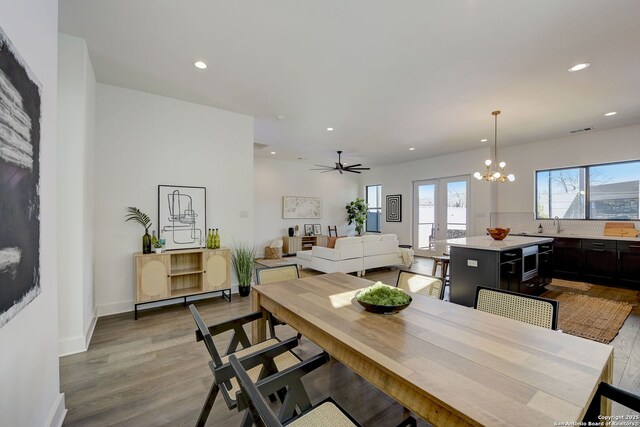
{"left": 58, "top": 309, "right": 97, "bottom": 356}
{"left": 96, "top": 300, "right": 134, "bottom": 317}
{"left": 96, "top": 288, "right": 240, "bottom": 317}
{"left": 84, "top": 310, "right": 97, "bottom": 348}
{"left": 46, "top": 393, "right": 66, "bottom": 427}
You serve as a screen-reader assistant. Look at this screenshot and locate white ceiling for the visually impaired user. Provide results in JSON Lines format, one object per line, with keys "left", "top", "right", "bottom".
{"left": 59, "top": 0, "right": 640, "bottom": 167}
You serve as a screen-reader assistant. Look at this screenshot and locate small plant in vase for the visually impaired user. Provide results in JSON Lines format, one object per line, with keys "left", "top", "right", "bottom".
{"left": 153, "top": 239, "right": 166, "bottom": 254}
{"left": 346, "top": 197, "right": 368, "bottom": 236}
{"left": 125, "top": 207, "right": 153, "bottom": 254}
{"left": 232, "top": 243, "right": 255, "bottom": 297}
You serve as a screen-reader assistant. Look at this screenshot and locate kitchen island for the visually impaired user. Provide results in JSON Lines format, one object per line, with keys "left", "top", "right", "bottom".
{"left": 446, "top": 235, "right": 553, "bottom": 307}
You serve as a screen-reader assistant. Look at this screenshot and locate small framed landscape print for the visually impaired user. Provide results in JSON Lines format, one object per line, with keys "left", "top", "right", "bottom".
{"left": 304, "top": 224, "right": 314, "bottom": 236}
{"left": 313, "top": 224, "right": 322, "bottom": 235}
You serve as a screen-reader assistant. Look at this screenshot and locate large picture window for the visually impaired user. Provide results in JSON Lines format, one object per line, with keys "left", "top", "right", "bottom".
{"left": 366, "top": 185, "right": 382, "bottom": 232}
{"left": 536, "top": 160, "right": 640, "bottom": 220}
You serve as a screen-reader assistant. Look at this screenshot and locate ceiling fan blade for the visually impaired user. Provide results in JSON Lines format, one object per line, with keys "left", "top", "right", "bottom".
{"left": 311, "top": 168, "right": 335, "bottom": 171}
{"left": 346, "top": 163, "right": 362, "bottom": 168}
{"left": 346, "top": 167, "right": 370, "bottom": 171}
{"left": 313, "top": 164, "right": 334, "bottom": 168}
{"left": 338, "top": 167, "right": 343, "bottom": 174}
{"left": 320, "top": 170, "right": 336, "bottom": 173}
{"left": 345, "top": 170, "right": 361, "bottom": 174}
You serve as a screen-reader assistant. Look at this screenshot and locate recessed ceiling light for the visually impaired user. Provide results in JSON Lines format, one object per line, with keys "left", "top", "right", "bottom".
{"left": 480, "top": 139, "right": 488, "bottom": 142}
{"left": 194, "top": 61, "right": 207, "bottom": 69}
{"left": 326, "top": 127, "right": 334, "bottom": 131}
{"left": 604, "top": 111, "right": 617, "bottom": 117}
{"left": 270, "top": 151, "right": 276, "bottom": 155}
{"left": 568, "top": 63, "right": 590, "bottom": 72}
{"left": 409, "top": 147, "right": 415, "bottom": 151}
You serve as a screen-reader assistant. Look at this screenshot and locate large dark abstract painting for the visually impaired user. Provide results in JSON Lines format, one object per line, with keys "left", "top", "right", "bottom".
{"left": 0, "top": 27, "right": 42, "bottom": 328}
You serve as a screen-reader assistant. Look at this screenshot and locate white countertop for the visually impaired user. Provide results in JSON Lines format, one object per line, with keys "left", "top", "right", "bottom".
{"left": 513, "top": 232, "right": 640, "bottom": 242}
{"left": 444, "top": 235, "right": 553, "bottom": 251}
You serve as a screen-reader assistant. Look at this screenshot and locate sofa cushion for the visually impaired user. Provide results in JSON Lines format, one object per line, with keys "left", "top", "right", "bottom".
{"left": 363, "top": 234, "right": 399, "bottom": 257}
{"left": 296, "top": 251, "right": 313, "bottom": 261}
{"left": 361, "top": 235, "right": 381, "bottom": 242}
{"left": 380, "top": 234, "right": 397, "bottom": 241}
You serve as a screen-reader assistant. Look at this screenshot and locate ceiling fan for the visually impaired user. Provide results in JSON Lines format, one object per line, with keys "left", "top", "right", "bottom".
{"left": 311, "top": 151, "right": 370, "bottom": 174}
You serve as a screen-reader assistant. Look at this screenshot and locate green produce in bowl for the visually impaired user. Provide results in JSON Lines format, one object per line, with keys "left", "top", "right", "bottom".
{"left": 356, "top": 282, "right": 411, "bottom": 306}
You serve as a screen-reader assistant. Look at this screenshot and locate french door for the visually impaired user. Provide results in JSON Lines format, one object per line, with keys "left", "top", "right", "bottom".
{"left": 412, "top": 176, "right": 471, "bottom": 257}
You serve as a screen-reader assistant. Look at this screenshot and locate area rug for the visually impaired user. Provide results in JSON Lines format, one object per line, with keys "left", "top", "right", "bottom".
{"left": 546, "top": 278, "right": 592, "bottom": 292}
{"left": 255, "top": 257, "right": 298, "bottom": 268}
{"left": 554, "top": 293, "right": 632, "bottom": 344}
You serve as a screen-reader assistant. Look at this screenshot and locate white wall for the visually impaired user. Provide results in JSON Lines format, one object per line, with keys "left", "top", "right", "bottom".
{"left": 95, "top": 84, "right": 254, "bottom": 316}
{"left": 0, "top": 1, "right": 66, "bottom": 426}
{"left": 360, "top": 147, "right": 494, "bottom": 246}
{"left": 254, "top": 157, "right": 360, "bottom": 254}
{"left": 57, "top": 33, "right": 96, "bottom": 356}
{"left": 498, "top": 124, "right": 640, "bottom": 213}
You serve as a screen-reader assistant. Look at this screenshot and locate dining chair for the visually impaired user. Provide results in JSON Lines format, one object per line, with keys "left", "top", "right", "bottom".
{"left": 328, "top": 225, "right": 338, "bottom": 237}
{"left": 256, "top": 265, "right": 302, "bottom": 339}
{"left": 583, "top": 382, "right": 640, "bottom": 422}
{"left": 230, "top": 352, "right": 417, "bottom": 427}
{"left": 189, "top": 304, "right": 302, "bottom": 427}
{"left": 396, "top": 270, "right": 444, "bottom": 300}
{"left": 474, "top": 286, "right": 559, "bottom": 330}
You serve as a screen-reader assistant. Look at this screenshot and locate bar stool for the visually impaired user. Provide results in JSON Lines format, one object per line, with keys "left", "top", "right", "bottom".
{"left": 431, "top": 254, "right": 450, "bottom": 288}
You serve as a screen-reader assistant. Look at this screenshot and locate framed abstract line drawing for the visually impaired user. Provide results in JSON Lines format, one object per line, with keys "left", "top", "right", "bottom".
{"left": 0, "top": 27, "right": 43, "bottom": 328}
{"left": 386, "top": 194, "right": 402, "bottom": 222}
{"left": 282, "top": 196, "right": 322, "bottom": 219}
{"left": 158, "top": 185, "right": 206, "bottom": 250}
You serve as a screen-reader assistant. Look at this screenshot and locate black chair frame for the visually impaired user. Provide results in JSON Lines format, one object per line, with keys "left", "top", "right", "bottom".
{"left": 190, "top": 304, "right": 301, "bottom": 426}
{"left": 583, "top": 382, "right": 640, "bottom": 422}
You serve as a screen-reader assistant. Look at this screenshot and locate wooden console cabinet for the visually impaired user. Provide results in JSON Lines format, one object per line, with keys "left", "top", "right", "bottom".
{"left": 134, "top": 248, "right": 230, "bottom": 319}
{"left": 283, "top": 235, "right": 328, "bottom": 255}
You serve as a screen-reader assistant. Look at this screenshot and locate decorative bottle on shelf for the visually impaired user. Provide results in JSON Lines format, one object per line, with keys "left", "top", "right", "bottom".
{"left": 214, "top": 229, "right": 220, "bottom": 249}
{"left": 206, "top": 229, "right": 213, "bottom": 249}
{"left": 142, "top": 229, "right": 152, "bottom": 254}
{"left": 151, "top": 230, "right": 158, "bottom": 247}
{"left": 538, "top": 224, "right": 543, "bottom": 233}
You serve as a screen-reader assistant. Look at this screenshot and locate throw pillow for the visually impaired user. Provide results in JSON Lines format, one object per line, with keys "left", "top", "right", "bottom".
{"left": 270, "top": 239, "right": 283, "bottom": 248}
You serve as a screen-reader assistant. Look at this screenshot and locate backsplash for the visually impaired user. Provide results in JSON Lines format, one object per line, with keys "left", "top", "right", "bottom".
{"left": 490, "top": 212, "right": 640, "bottom": 236}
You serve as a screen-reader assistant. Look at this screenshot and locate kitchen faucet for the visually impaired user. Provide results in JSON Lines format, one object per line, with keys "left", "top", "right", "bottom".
{"left": 554, "top": 216, "right": 563, "bottom": 233}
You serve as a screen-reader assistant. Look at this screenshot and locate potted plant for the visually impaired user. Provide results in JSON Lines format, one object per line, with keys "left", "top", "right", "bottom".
{"left": 153, "top": 239, "right": 166, "bottom": 254}
{"left": 125, "top": 207, "right": 153, "bottom": 254}
{"left": 232, "top": 243, "right": 255, "bottom": 297}
{"left": 346, "top": 197, "right": 368, "bottom": 236}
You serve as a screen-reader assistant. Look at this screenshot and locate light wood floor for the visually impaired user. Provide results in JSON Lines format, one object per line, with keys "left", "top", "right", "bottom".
{"left": 60, "top": 258, "right": 640, "bottom": 426}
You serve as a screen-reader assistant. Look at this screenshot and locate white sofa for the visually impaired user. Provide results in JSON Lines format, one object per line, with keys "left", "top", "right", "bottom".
{"left": 296, "top": 234, "right": 404, "bottom": 275}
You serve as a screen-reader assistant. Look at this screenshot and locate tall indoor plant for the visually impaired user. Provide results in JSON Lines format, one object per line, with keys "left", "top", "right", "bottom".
{"left": 125, "top": 207, "right": 153, "bottom": 254}
{"left": 346, "top": 197, "right": 368, "bottom": 236}
{"left": 232, "top": 243, "right": 255, "bottom": 297}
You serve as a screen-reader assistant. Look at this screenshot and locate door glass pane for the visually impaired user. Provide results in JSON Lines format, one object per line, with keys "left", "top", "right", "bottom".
{"left": 446, "top": 181, "right": 467, "bottom": 239}
{"left": 418, "top": 184, "right": 435, "bottom": 250}
{"left": 536, "top": 168, "right": 586, "bottom": 219}
{"left": 588, "top": 162, "right": 640, "bottom": 219}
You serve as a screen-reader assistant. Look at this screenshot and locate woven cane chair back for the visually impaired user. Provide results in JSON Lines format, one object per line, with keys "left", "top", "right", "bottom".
{"left": 475, "top": 287, "right": 558, "bottom": 330}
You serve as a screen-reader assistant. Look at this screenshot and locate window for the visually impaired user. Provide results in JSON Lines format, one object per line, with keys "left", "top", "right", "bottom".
{"left": 366, "top": 185, "right": 382, "bottom": 232}
{"left": 536, "top": 160, "right": 640, "bottom": 220}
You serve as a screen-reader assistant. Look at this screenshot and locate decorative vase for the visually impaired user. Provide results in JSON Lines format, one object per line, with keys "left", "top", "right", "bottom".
{"left": 238, "top": 285, "right": 251, "bottom": 297}
{"left": 288, "top": 227, "right": 294, "bottom": 237}
{"left": 143, "top": 231, "right": 152, "bottom": 254}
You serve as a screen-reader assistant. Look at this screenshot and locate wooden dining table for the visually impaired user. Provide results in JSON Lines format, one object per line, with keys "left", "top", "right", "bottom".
{"left": 251, "top": 272, "right": 613, "bottom": 426}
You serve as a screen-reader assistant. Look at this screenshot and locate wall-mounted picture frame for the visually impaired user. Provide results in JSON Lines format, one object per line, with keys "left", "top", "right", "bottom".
{"left": 304, "top": 224, "right": 314, "bottom": 236}
{"left": 313, "top": 224, "right": 322, "bottom": 235}
{"left": 283, "top": 196, "right": 322, "bottom": 219}
{"left": 158, "top": 185, "right": 206, "bottom": 250}
{"left": 0, "top": 27, "right": 43, "bottom": 328}
{"left": 386, "top": 194, "right": 402, "bottom": 222}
